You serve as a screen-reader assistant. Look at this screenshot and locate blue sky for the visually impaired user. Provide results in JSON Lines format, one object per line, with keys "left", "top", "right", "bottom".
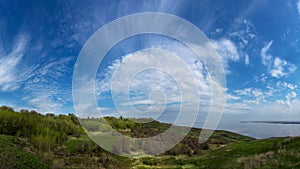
{"left": 1, "top": 0, "right": 300, "bottom": 123}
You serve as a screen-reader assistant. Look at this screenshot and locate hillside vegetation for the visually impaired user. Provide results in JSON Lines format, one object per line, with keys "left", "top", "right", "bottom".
{"left": 0, "top": 106, "right": 300, "bottom": 169}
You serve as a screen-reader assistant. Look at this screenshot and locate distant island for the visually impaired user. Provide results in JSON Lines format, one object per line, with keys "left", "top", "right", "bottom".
{"left": 241, "top": 121, "right": 300, "bottom": 124}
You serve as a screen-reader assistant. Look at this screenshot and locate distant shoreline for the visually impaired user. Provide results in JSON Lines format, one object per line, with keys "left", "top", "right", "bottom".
{"left": 241, "top": 121, "right": 300, "bottom": 124}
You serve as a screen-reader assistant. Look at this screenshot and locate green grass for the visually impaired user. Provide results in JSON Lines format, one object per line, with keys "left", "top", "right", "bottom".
{"left": 65, "top": 135, "right": 94, "bottom": 153}
{"left": 2, "top": 132, "right": 300, "bottom": 169}
{"left": 135, "top": 137, "right": 300, "bottom": 169}
{"left": 0, "top": 134, "right": 50, "bottom": 169}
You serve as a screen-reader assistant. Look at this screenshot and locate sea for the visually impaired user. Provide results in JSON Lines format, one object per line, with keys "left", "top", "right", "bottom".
{"left": 217, "top": 121, "right": 300, "bottom": 139}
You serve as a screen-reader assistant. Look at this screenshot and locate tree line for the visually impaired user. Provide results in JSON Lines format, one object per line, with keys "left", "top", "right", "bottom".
{"left": 0, "top": 106, "right": 84, "bottom": 152}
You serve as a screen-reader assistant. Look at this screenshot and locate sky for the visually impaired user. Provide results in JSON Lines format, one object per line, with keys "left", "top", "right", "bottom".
{"left": 1, "top": 0, "right": 300, "bottom": 125}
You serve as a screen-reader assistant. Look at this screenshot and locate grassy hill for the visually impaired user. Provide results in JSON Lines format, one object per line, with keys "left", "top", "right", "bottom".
{"left": 0, "top": 106, "right": 300, "bottom": 168}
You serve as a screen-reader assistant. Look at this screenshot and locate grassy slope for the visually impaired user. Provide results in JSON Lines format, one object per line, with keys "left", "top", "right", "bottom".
{"left": 0, "top": 134, "right": 50, "bottom": 169}
{"left": 3, "top": 133, "right": 300, "bottom": 169}
{"left": 135, "top": 137, "right": 300, "bottom": 169}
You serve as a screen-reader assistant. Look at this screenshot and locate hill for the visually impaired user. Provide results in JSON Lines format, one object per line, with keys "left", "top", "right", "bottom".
{"left": 0, "top": 106, "right": 299, "bottom": 168}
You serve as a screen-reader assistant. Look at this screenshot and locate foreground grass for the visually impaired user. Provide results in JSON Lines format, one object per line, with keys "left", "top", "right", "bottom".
{"left": 134, "top": 137, "right": 300, "bottom": 169}
{"left": 0, "top": 135, "right": 50, "bottom": 169}
{"left": 2, "top": 133, "right": 300, "bottom": 169}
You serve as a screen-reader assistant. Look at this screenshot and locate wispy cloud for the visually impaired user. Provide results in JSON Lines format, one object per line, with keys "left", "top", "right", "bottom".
{"left": 211, "top": 39, "right": 240, "bottom": 74}
{"left": 0, "top": 34, "right": 30, "bottom": 91}
{"left": 245, "top": 54, "right": 250, "bottom": 65}
{"left": 261, "top": 41, "right": 273, "bottom": 66}
{"left": 0, "top": 6, "right": 75, "bottom": 113}
{"left": 227, "top": 19, "right": 257, "bottom": 66}
{"left": 226, "top": 74, "right": 299, "bottom": 115}
{"left": 230, "top": 19, "right": 257, "bottom": 49}
{"left": 270, "top": 57, "right": 297, "bottom": 78}
{"left": 277, "top": 81, "right": 297, "bottom": 90}
{"left": 22, "top": 57, "right": 73, "bottom": 113}
{"left": 260, "top": 41, "right": 296, "bottom": 78}
{"left": 297, "top": 0, "right": 300, "bottom": 15}
{"left": 38, "top": 56, "right": 73, "bottom": 80}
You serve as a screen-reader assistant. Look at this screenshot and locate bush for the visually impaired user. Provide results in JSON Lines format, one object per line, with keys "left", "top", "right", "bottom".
{"left": 0, "top": 108, "right": 84, "bottom": 151}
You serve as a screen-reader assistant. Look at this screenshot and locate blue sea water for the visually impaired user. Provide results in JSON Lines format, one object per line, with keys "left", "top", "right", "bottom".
{"left": 217, "top": 121, "right": 300, "bottom": 139}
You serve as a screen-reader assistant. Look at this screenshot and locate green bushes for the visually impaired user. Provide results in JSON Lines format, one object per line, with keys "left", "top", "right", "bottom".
{"left": 0, "top": 106, "right": 84, "bottom": 151}
{"left": 105, "top": 116, "right": 137, "bottom": 130}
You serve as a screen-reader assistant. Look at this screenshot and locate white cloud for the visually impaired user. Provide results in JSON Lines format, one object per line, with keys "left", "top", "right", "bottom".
{"left": 39, "top": 56, "right": 73, "bottom": 79}
{"left": 261, "top": 41, "right": 273, "bottom": 66}
{"left": 215, "top": 28, "right": 223, "bottom": 33}
{"left": 235, "top": 88, "right": 253, "bottom": 96}
{"left": 297, "top": 0, "right": 300, "bottom": 15}
{"left": 0, "top": 55, "right": 22, "bottom": 91}
{"left": 28, "top": 95, "right": 62, "bottom": 113}
{"left": 211, "top": 39, "right": 240, "bottom": 73}
{"left": 94, "top": 39, "right": 239, "bottom": 118}
{"left": 0, "top": 29, "right": 74, "bottom": 113}
{"left": 228, "top": 75, "right": 300, "bottom": 115}
{"left": 284, "top": 91, "right": 298, "bottom": 107}
{"left": 286, "top": 91, "right": 297, "bottom": 100}
{"left": 252, "top": 89, "right": 264, "bottom": 98}
{"left": 212, "top": 39, "right": 239, "bottom": 62}
{"left": 260, "top": 74, "right": 268, "bottom": 83}
{"left": 229, "top": 19, "right": 257, "bottom": 49}
{"left": 0, "top": 35, "right": 29, "bottom": 91}
{"left": 223, "top": 102, "right": 252, "bottom": 114}
{"left": 245, "top": 54, "right": 250, "bottom": 65}
{"left": 96, "top": 48, "right": 216, "bottom": 118}
{"left": 225, "top": 19, "right": 256, "bottom": 68}
{"left": 277, "top": 81, "right": 297, "bottom": 90}
{"left": 225, "top": 96, "right": 300, "bottom": 115}
{"left": 21, "top": 56, "right": 74, "bottom": 113}
{"left": 227, "top": 94, "right": 240, "bottom": 100}
{"left": 256, "top": 99, "right": 300, "bottom": 115}
{"left": 97, "top": 48, "right": 213, "bottom": 97}
{"left": 270, "top": 57, "right": 297, "bottom": 78}
{"left": 234, "top": 87, "right": 266, "bottom": 105}
{"left": 121, "top": 100, "right": 156, "bottom": 106}
{"left": 260, "top": 41, "right": 297, "bottom": 78}
{"left": 276, "top": 91, "right": 297, "bottom": 108}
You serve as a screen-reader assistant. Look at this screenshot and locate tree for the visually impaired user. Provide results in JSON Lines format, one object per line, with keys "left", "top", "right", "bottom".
{"left": 46, "top": 113, "right": 55, "bottom": 118}
{"left": 0, "top": 106, "right": 14, "bottom": 112}
{"left": 20, "top": 109, "right": 29, "bottom": 113}
{"left": 68, "top": 113, "right": 80, "bottom": 125}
